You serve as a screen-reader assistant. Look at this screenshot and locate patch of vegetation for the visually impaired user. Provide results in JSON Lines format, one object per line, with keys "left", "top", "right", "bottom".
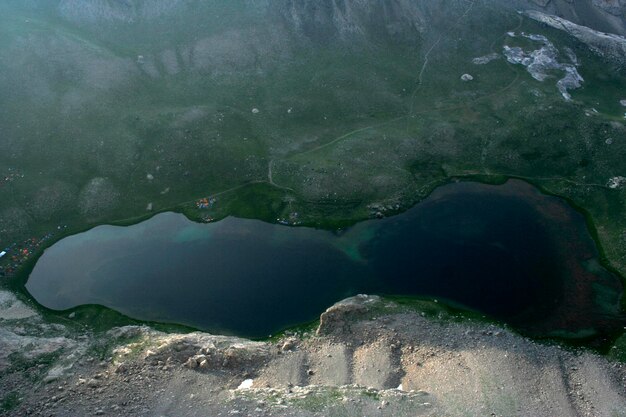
{"left": 263, "top": 319, "right": 320, "bottom": 343}
{"left": 1, "top": 351, "right": 61, "bottom": 383}
{"left": 360, "top": 388, "right": 382, "bottom": 401}
{"left": 609, "top": 333, "right": 626, "bottom": 363}
{"left": 288, "top": 388, "right": 345, "bottom": 413}
{"left": 0, "top": 392, "right": 20, "bottom": 413}
{"left": 53, "top": 304, "right": 195, "bottom": 334}
{"left": 234, "top": 386, "right": 382, "bottom": 414}
{"left": 87, "top": 331, "right": 153, "bottom": 362}
{"left": 355, "top": 295, "right": 504, "bottom": 329}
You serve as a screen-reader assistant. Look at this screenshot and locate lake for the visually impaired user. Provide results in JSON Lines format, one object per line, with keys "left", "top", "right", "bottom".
{"left": 26, "top": 180, "right": 624, "bottom": 339}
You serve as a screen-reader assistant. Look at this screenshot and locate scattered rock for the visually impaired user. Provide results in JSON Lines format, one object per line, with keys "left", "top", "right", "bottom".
{"left": 472, "top": 53, "right": 499, "bottom": 65}
{"left": 43, "top": 374, "right": 59, "bottom": 384}
{"left": 184, "top": 357, "right": 198, "bottom": 369}
{"left": 2, "top": 294, "right": 626, "bottom": 416}
{"left": 524, "top": 11, "right": 626, "bottom": 66}
{"left": 87, "top": 378, "right": 101, "bottom": 388}
{"left": 236, "top": 379, "right": 254, "bottom": 390}
{"left": 0, "top": 291, "right": 38, "bottom": 320}
{"left": 503, "top": 32, "right": 584, "bottom": 100}
{"left": 115, "top": 363, "right": 128, "bottom": 374}
{"left": 281, "top": 339, "right": 297, "bottom": 352}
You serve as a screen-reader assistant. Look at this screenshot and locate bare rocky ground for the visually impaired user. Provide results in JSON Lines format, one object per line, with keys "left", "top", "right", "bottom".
{"left": 1, "top": 292, "right": 625, "bottom": 417}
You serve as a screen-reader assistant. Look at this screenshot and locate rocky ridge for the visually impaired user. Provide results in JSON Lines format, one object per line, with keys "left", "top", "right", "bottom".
{"left": 47, "top": 1, "right": 626, "bottom": 38}
{"left": 1, "top": 292, "right": 625, "bottom": 416}
{"left": 521, "top": 0, "right": 626, "bottom": 35}
{"left": 524, "top": 9, "right": 626, "bottom": 64}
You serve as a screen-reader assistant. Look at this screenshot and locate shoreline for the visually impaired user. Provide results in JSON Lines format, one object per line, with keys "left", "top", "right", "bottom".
{"left": 3, "top": 175, "right": 625, "bottom": 352}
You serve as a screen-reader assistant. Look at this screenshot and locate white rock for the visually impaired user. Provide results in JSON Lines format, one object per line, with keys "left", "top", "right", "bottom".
{"left": 237, "top": 379, "right": 254, "bottom": 390}
{"left": 251, "top": 108, "right": 260, "bottom": 114}
{"left": 0, "top": 291, "right": 37, "bottom": 320}
{"left": 607, "top": 176, "right": 626, "bottom": 189}
{"left": 472, "top": 53, "right": 499, "bottom": 65}
{"left": 461, "top": 73, "right": 474, "bottom": 81}
{"left": 87, "top": 378, "right": 101, "bottom": 388}
{"left": 503, "top": 33, "right": 584, "bottom": 101}
{"left": 184, "top": 357, "right": 198, "bottom": 369}
{"left": 281, "top": 339, "right": 297, "bottom": 351}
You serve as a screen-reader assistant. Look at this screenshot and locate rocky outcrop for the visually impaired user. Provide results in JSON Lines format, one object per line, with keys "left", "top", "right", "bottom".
{"left": 503, "top": 32, "right": 585, "bottom": 100}
{"left": 516, "top": 0, "right": 626, "bottom": 35}
{"left": 316, "top": 294, "right": 378, "bottom": 336}
{"left": 0, "top": 291, "right": 37, "bottom": 321}
{"left": 4, "top": 294, "right": 625, "bottom": 416}
{"left": 51, "top": 0, "right": 626, "bottom": 37}
{"left": 272, "top": 0, "right": 432, "bottom": 42}
{"left": 524, "top": 10, "right": 626, "bottom": 64}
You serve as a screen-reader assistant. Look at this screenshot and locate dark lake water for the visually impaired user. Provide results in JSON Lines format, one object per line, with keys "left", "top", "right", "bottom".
{"left": 26, "top": 180, "right": 624, "bottom": 339}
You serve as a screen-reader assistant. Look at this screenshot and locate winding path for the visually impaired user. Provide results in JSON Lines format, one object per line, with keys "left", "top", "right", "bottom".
{"left": 195, "top": 4, "right": 612, "bottom": 212}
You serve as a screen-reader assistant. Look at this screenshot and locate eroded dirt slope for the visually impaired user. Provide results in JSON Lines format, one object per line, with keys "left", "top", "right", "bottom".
{"left": 1, "top": 293, "right": 625, "bottom": 417}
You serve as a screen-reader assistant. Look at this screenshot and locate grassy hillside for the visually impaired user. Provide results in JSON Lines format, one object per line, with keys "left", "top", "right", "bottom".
{"left": 0, "top": 0, "right": 625, "bottom": 292}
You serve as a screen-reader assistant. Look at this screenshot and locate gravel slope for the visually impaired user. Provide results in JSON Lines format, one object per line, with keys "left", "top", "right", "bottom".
{"left": 1, "top": 293, "right": 625, "bottom": 417}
